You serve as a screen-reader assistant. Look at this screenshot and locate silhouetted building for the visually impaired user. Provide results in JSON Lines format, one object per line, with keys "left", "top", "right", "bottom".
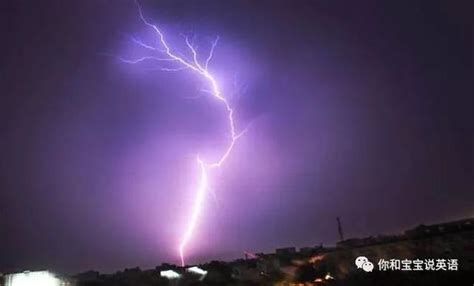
{"left": 275, "top": 247, "right": 297, "bottom": 256}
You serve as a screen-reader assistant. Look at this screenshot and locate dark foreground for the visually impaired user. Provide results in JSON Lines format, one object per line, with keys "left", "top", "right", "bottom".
{"left": 74, "top": 218, "right": 473, "bottom": 286}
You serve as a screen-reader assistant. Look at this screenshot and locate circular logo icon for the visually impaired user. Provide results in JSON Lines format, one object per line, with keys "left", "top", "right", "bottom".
{"left": 355, "top": 256, "right": 374, "bottom": 272}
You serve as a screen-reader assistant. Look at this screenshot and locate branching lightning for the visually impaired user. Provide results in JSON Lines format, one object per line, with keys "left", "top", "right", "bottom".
{"left": 120, "top": 1, "right": 247, "bottom": 266}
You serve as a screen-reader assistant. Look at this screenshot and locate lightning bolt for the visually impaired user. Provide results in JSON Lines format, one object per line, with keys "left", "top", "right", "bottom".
{"left": 120, "top": 1, "right": 247, "bottom": 266}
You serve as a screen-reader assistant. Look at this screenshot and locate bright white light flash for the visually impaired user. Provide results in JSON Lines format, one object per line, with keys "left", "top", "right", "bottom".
{"left": 121, "top": 1, "right": 248, "bottom": 266}
{"left": 187, "top": 266, "right": 208, "bottom": 276}
{"left": 4, "top": 271, "right": 61, "bottom": 286}
{"left": 160, "top": 270, "right": 181, "bottom": 279}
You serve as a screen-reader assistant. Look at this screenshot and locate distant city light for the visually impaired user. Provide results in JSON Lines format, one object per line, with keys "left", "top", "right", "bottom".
{"left": 325, "top": 272, "right": 335, "bottom": 280}
{"left": 187, "top": 266, "right": 208, "bottom": 276}
{"left": 160, "top": 270, "right": 181, "bottom": 279}
{"left": 4, "top": 271, "right": 61, "bottom": 286}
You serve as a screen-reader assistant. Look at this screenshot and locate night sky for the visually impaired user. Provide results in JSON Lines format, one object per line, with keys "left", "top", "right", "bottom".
{"left": 0, "top": 0, "right": 472, "bottom": 274}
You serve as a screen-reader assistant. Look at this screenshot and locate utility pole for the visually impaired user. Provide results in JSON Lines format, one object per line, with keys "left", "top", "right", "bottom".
{"left": 336, "top": 217, "right": 344, "bottom": 241}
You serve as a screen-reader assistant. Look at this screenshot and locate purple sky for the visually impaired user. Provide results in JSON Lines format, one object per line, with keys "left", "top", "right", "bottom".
{"left": 0, "top": 0, "right": 472, "bottom": 274}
